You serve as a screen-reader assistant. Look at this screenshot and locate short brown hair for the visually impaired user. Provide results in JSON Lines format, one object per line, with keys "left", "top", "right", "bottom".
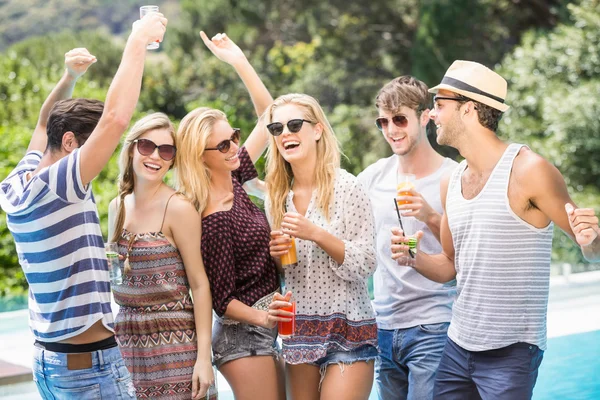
{"left": 376, "top": 76, "right": 431, "bottom": 114}
{"left": 46, "top": 98, "right": 104, "bottom": 152}
{"left": 473, "top": 101, "right": 503, "bottom": 132}
{"left": 452, "top": 95, "right": 503, "bottom": 132}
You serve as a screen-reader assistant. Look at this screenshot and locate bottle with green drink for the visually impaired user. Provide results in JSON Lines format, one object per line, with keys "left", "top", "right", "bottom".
{"left": 105, "top": 242, "right": 123, "bottom": 285}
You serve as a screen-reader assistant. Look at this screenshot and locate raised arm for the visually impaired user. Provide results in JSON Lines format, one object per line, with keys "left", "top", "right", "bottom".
{"left": 518, "top": 150, "right": 600, "bottom": 262}
{"left": 200, "top": 31, "right": 272, "bottom": 163}
{"left": 27, "top": 48, "right": 97, "bottom": 153}
{"left": 79, "top": 13, "right": 167, "bottom": 186}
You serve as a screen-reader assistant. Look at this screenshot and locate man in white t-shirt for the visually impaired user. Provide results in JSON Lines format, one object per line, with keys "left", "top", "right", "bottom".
{"left": 357, "top": 76, "right": 457, "bottom": 400}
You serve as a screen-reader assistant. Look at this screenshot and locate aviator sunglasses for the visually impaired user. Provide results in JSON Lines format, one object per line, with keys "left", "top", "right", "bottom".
{"left": 133, "top": 138, "right": 177, "bottom": 161}
{"left": 266, "top": 119, "right": 314, "bottom": 136}
{"left": 375, "top": 115, "right": 409, "bottom": 131}
{"left": 205, "top": 128, "right": 241, "bottom": 153}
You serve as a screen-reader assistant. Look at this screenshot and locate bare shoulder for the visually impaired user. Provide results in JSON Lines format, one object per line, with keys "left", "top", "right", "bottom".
{"left": 439, "top": 167, "right": 455, "bottom": 209}
{"left": 513, "top": 147, "right": 561, "bottom": 183}
{"left": 167, "top": 193, "right": 201, "bottom": 222}
{"left": 109, "top": 197, "right": 118, "bottom": 211}
{"left": 512, "top": 146, "right": 567, "bottom": 202}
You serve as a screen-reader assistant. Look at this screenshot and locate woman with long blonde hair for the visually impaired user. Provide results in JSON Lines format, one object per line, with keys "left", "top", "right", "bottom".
{"left": 265, "top": 94, "right": 378, "bottom": 400}
{"left": 108, "top": 112, "right": 216, "bottom": 399}
{"left": 175, "top": 32, "right": 285, "bottom": 400}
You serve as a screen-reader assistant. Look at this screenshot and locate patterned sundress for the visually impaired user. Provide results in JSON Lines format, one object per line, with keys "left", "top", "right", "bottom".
{"left": 113, "top": 230, "right": 217, "bottom": 399}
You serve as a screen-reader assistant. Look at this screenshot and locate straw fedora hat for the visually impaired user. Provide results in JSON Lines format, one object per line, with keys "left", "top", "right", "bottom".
{"left": 429, "top": 60, "right": 510, "bottom": 112}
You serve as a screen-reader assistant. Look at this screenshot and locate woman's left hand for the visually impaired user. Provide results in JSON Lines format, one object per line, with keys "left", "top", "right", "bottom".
{"left": 191, "top": 359, "right": 214, "bottom": 399}
{"left": 281, "top": 212, "right": 319, "bottom": 241}
{"left": 199, "top": 31, "right": 246, "bottom": 66}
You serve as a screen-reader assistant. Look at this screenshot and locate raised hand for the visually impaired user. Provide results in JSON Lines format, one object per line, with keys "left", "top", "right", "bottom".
{"left": 65, "top": 48, "right": 97, "bottom": 79}
{"left": 281, "top": 212, "right": 319, "bottom": 242}
{"left": 565, "top": 203, "right": 600, "bottom": 247}
{"left": 133, "top": 12, "right": 168, "bottom": 46}
{"left": 396, "top": 188, "right": 437, "bottom": 223}
{"left": 200, "top": 31, "right": 247, "bottom": 66}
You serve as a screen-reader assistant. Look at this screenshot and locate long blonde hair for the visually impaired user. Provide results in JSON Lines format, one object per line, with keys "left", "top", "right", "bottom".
{"left": 111, "top": 113, "right": 175, "bottom": 245}
{"left": 264, "top": 94, "right": 341, "bottom": 229}
{"left": 174, "top": 107, "right": 228, "bottom": 212}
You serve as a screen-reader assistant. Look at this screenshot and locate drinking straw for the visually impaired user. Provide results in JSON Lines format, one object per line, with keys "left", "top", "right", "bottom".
{"left": 394, "top": 198, "right": 414, "bottom": 258}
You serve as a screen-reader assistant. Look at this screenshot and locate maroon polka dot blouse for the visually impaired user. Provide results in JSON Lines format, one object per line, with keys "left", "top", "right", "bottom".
{"left": 201, "top": 147, "right": 280, "bottom": 317}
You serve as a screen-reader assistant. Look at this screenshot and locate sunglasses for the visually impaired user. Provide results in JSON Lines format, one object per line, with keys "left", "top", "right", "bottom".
{"left": 266, "top": 119, "right": 314, "bottom": 136}
{"left": 375, "top": 115, "right": 409, "bottom": 131}
{"left": 133, "top": 138, "right": 177, "bottom": 161}
{"left": 433, "top": 96, "right": 470, "bottom": 110}
{"left": 205, "top": 128, "right": 241, "bottom": 153}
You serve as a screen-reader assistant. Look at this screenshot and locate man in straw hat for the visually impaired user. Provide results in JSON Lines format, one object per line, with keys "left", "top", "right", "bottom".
{"left": 358, "top": 76, "right": 457, "bottom": 400}
{"left": 390, "top": 60, "right": 600, "bottom": 399}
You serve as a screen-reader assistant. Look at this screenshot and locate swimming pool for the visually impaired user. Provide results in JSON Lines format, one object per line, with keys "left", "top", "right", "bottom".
{"left": 1, "top": 272, "right": 599, "bottom": 399}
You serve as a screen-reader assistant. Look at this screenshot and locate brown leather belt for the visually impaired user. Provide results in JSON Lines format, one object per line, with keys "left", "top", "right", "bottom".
{"left": 66, "top": 353, "right": 93, "bottom": 370}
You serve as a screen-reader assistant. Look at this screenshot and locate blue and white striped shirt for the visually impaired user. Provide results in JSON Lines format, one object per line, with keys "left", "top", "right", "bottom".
{"left": 0, "top": 150, "right": 114, "bottom": 342}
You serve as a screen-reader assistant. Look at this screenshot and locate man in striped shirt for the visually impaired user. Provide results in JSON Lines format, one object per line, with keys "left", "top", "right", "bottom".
{"left": 0, "top": 14, "right": 167, "bottom": 399}
{"left": 391, "top": 60, "right": 600, "bottom": 399}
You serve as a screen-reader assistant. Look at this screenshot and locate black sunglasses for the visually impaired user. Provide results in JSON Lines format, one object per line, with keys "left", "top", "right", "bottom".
{"left": 433, "top": 95, "right": 470, "bottom": 104}
{"left": 133, "top": 138, "right": 177, "bottom": 161}
{"left": 205, "top": 128, "right": 241, "bottom": 153}
{"left": 375, "top": 115, "right": 408, "bottom": 131}
{"left": 266, "top": 119, "right": 314, "bottom": 136}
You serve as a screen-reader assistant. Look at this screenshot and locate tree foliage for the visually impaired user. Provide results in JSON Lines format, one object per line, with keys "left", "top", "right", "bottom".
{"left": 2, "top": 0, "right": 599, "bottom": 294}
{"left": 499, "top": 0, "right": 600, "bottom": 263}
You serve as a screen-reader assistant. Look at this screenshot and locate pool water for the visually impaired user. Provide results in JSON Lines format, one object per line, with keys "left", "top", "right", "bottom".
{"left": 0, "top": 294, "right": 27, "bottom": 313}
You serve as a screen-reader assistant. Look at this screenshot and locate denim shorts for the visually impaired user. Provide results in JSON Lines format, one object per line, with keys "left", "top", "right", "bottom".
{"left": 212, "top": 318, "right": 280, "bottom": 369}
{"left": 308, "top": 345, "right": 378, "bottom": 388}
{"left": 32, "top": 344, "right": 136, "bottom": 399}
{"left": 310, "top": 344, "right": 379, "bottom": 368}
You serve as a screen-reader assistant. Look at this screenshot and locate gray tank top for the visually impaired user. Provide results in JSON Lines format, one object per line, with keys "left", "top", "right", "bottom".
{"left": 446, "top": 143, "right": 553, "bottom": 351}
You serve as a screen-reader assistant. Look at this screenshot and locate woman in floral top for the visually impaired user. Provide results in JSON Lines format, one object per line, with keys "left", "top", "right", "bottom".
{"left": 265, "top": 93, "right": 378, "bottom": 399}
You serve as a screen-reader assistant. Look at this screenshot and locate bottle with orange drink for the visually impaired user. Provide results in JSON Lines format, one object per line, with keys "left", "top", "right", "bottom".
{"left": 395, "top": 172, "right": 418, "bottom": 257}
{"left": 280, "top": 235, "right": 298, "bottom": 268}
{"left": 396, "top": 173, "right": 416, "bottom": 205}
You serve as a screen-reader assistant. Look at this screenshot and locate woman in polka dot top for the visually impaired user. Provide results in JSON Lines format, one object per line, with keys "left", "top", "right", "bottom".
{"left": 175, "top": 32, "right": 285, "bottom": 400}
{"left": 264, "top": 93, "right": 378, "bottom": 399}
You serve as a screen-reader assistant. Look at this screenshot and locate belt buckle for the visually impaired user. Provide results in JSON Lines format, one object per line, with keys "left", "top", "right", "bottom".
{"left": 67, "top": 353, "right": 93, "bottom": 370}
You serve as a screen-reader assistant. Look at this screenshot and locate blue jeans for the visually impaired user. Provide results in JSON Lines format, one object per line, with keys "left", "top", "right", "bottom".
{"left": 433, "top": 338, "right": 544, "bottom": 400}
{"left": 376, "top": 322, "right": 449, "bottom": 400}
{"left": 32, "top": 345, "right": 136, "bottom": 399}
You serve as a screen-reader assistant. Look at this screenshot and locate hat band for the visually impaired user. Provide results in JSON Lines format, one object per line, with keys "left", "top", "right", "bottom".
{"left": 441, "top": 76, "right": 505, "bottom": 104}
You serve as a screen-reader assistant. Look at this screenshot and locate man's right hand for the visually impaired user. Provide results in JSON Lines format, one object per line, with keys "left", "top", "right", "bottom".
{"left": 65, "top": 48, "right": 97, "bottom": 79}
{"left": 132, "top": 12, "right": 168, "bottom": 46}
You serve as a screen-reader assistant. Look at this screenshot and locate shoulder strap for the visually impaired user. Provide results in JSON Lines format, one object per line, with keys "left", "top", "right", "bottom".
{"left": 160, "top": 193, "right": 178, "bottom": 232}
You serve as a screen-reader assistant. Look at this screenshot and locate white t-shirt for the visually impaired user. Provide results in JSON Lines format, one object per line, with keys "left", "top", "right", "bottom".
{"left": 358, "top": 155, "right": 457, "bottom": 329}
